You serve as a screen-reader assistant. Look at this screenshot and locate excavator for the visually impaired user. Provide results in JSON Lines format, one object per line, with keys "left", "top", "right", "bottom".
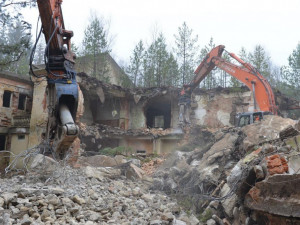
{"left": 30, "top": 0, "right": 79, "bottom": 158}
{"left": 179, "top": 45, "right": 278, "bottom": 127}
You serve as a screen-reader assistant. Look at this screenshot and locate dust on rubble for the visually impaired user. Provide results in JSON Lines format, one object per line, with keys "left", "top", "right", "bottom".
{"left": 151, "top": 115, "right": 300, "bottom": 225}
{"left": 141, "top": 157, "right": 165, "bottom": 176}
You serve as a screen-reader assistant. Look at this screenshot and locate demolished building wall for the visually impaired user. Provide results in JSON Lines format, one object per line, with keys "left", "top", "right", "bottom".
{"left": 78, "top": 73, "right": 299, "bottom": 156}
{"left": 0, "top": 71, "right": 33, "bottom": 170}
{"left": 192, "top": 87, "right": 254, "bottom": 128}
{"left": 78, "top": 74, "right": 261, "bottom": 155}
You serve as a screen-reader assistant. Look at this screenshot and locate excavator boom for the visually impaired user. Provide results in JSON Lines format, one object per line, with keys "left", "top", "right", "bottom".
{"left": 192, "top": 45, "right": 277, "bottom": 115}
{"left": 35, "top": 0, "right": 79, "bottom": 158}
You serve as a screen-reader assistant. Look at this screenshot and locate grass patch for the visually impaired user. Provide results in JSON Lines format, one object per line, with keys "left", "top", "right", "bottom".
{"left": 100, "top": 146, "right": 133, "bottom": 156}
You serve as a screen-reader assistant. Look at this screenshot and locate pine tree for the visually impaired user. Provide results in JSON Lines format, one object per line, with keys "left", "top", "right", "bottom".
{"left": 127, "top": 40, "right": 144, "bottom": 87}
{"left": 281, "top": 43, "right": 300, "bottom": 99}
{"left": 143, "top": 33, "right": 169, "bottom": 87}
{"left": 174, "top": 22, "right": 199, "bottom": 85}
{"left": 248, "top": 45, "right": 271, "bottom": 79}
{"left": 81, "top": 14, "right": 111, "bottom": 82}
{"left": 0, "top": 1, "right": 33, "bottom": 70}
{"left": 0, "top": 14, "right": 31, "bottom": 71}
{"left": 165, "top": 53, "right": 180, "bottom": 87}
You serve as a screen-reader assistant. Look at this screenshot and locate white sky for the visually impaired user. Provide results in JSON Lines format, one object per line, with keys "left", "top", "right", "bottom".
{"left": 22, "top": 0, "right": 300, "bottom": 67}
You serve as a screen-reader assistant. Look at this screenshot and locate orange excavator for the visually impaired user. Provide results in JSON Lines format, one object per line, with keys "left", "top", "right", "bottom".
{"left": 30, "top": 0, "right": 79, "bottom": 158}
{"left": 179, "top": 45, "right": 278, "bottom": 127}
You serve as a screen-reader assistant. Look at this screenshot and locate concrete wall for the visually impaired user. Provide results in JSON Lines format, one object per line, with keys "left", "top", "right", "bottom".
{"left": 119, "top": 137, "right": 153, "bottom": 155}
{"left": 76, "top": 54, "right": 130, "bottom": 87}
{"left": 10, "top": 133, "right": 29, "bottom": 168}
{"left": 27, "top": 79, "right": 48, "bottom": 148}
{"left": 155, "top": 138, "right": 181, "bottom": 155}
{"left": 193, "top": 90, "right": 254, "bottom": 128}
{"left": 95, "top": 98, "right": 121, "bottom": 123}
{"left": 129, "top": 102, "right": 146, "bottom": 129}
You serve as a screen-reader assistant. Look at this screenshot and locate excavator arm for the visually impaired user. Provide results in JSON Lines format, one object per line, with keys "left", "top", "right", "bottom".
{"left": 34, "top": 0, "right": 79, "bottom": 158}
{"left": 192, "top": 45, "right": 277, "bottom": 115}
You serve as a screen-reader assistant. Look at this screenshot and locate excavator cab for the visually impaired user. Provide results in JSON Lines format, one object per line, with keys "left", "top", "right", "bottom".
{"left": 237, "top": 111, "right": 272, "bottom": 127}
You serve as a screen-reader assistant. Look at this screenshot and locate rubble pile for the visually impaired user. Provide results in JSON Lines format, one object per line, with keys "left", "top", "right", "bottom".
{"left": 141, "top": 158, "right": 165, "bottom": 176}
{"left": 80, "top": 123, "right": 181, "bottom": 139}
{"left": 153, "top": 115, "right": 300, "bottom": 224}
{"left": 0, "top": 157, "right": 199, "bottom": 225}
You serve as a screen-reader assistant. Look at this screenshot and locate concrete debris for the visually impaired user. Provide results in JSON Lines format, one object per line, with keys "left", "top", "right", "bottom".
{"left": 29, "top": 154, "right": 58, "bottom": 173}
{"left": 0, "top": 163, "right": 197, "bottom": 225}
{"left": 141, "top": 158, "right": 165, "bottom": 175}
{"left": 152, "top": 116, "right": 300, "bottom": 224}
{"left": 76, "top": 154, "right": 127, "bottom": 167}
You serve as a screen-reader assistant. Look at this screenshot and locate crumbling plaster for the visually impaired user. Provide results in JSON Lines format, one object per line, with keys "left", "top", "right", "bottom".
{"left": 193, "top": 90, "right": 254, "bottom": 128}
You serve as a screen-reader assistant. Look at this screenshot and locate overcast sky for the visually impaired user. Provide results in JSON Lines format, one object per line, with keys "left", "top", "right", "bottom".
{"left": 23, "top": 0, "right": 300, "bottom": 67}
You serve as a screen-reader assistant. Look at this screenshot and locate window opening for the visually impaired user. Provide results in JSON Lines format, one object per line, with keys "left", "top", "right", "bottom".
{"left": 3, "top": 90, "right": 12, "bottom": 108}
{"left": 18, "top": 94, "right": 26, "bottom": 110}
{"left": 0, "top": 135, "right": 6, "bottom": 150}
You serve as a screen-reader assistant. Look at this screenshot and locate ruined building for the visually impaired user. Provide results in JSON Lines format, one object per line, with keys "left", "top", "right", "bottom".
{"left": 0, "top": 60, "right": 297, "bottom": 168}
{"left": 77, "top": 73, "right": 293, "bottom": 156}
{"left": 0, "top": 71, "right": 33, "bottom": 170}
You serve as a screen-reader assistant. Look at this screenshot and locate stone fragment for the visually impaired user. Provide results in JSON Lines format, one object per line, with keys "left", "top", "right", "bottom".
{"left": 46, "top": 194, "right": 60, "bottom": 206}
{"left": 212, "top": 214, "right": 224, "bottom": 225}
{"left": 161, "top": 212, "right": 174, "bottom": 221}
{"left": 206, "top": 219, "right": 216, "bottom": 225}
{"left": 150, "top": 220, "right": 163, "bottom": 225}
{"left": 253, "top": 165, "right": 265, "bottom": 179}
{"left": 84, "top": 166, "right": 104, "bottom": 181}
{"left": 0, "top": 197, "right": 4, "bottom": 208}
{"left": 220, "top": 183, "right": 237, "bottom": 218}
{"left": 41, "top": 209, "right": 51, "bottom": 221}
{"left": 209, "top": 200, "right": 219, "bottom": 210}
{"left": 29, "top": 154, "right": 58, "bottom": 173}
{"left": 89, "top": 211, "right": 100, "bottom": 221}
{"left": 173, "top": 219, "right": 187, "bottom": 225}
{"left": 49, "top": 187, "right": 65, "bottom": 195}
{"left": 72, "top": 195, "right": 86, "bottom": 205}
{"left": 124, "top": 163, "right": 145, "bottom": 180}
{"left": 1, "top": 192, "right": 17, "bottom": 205}
{"left": 55, "top": 208, "right": 65, "bottom": 215}
{"left": 20, "top": 214, "right": 32, "bottom": 225}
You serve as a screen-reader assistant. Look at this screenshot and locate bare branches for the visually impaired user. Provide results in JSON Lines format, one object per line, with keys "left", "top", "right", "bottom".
{"left": 1, "top": 0, "right": 36, "bottom": 8}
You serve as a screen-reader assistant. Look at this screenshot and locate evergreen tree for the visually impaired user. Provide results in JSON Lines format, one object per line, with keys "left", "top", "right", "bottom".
{"left": 127, "top": 40, "right": 144, "bottom": 87}
{"left": 281, "top": 43, "right": 300, "bottom": 99}
{"left": 143, "top": 33, "right": 169, "bottom": 87}
{"left": 248, "top": 45, "right": 271, "bottom": 79}
{"left": 174, "top": 22, "right": 199, "bottom": 85}
{"left": 81, "top": 14, "right": 111, "bottom": 82}
{"left": 0, "top": 8, "right": 31, "bottom": 70}
{"left": 165, "top": 53, "right": 180, "bottom": 87}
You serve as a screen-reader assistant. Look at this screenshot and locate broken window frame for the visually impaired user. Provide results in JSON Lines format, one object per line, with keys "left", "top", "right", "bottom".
{"left": 18, "top": 93, "right": 27, "bottom": 110}
{"left": 18, "top": 135, "right": 25, "bottom": 140}
{"left": 2, "top": 90, "right": 12, "bottom": 108}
